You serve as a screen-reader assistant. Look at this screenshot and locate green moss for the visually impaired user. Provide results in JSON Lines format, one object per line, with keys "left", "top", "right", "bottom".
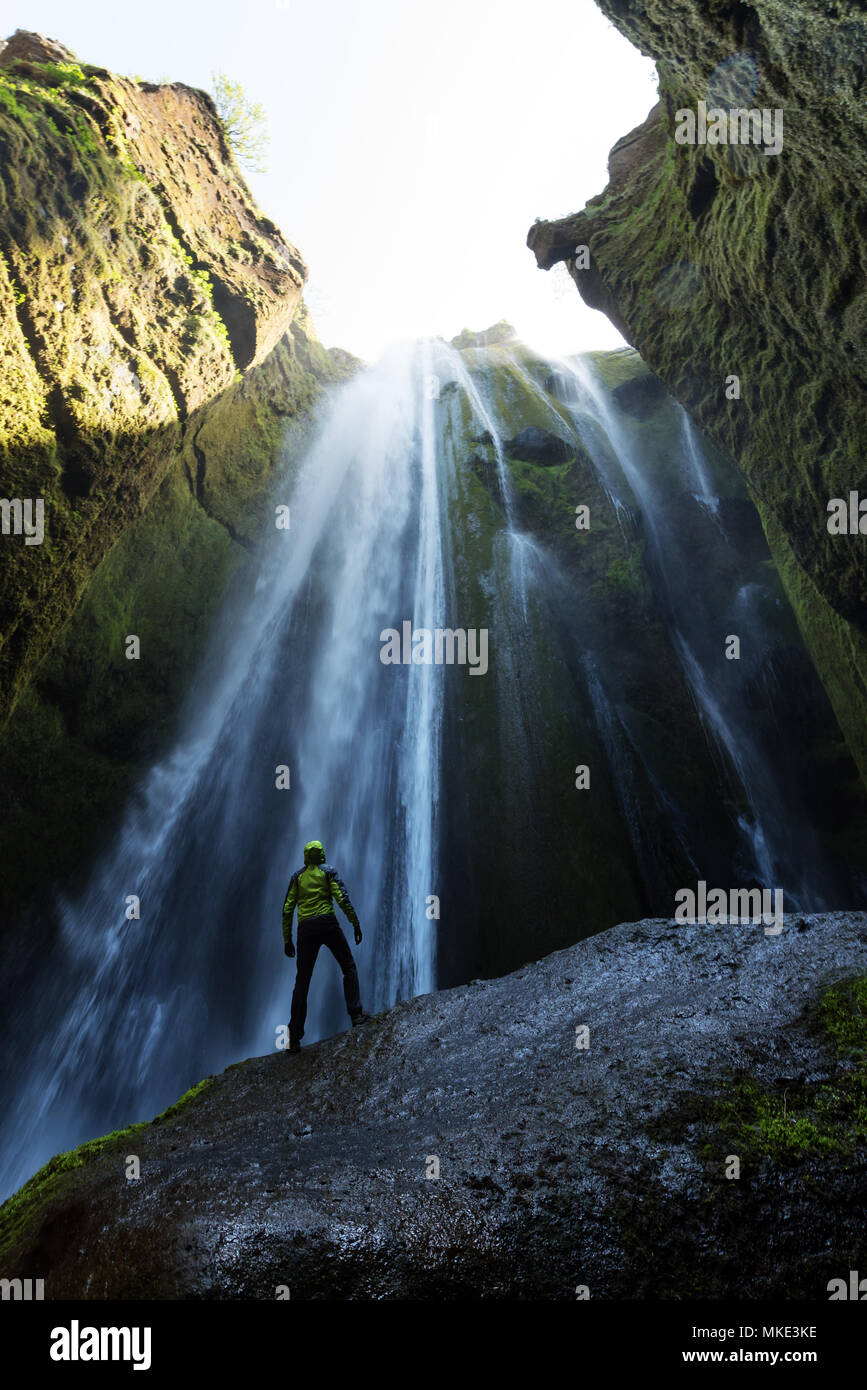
{"left": 71, "top": 113, "right": 99, "bottom": 157}
{"left": 622, "top": 976, "right": 867, "bottom": 1296}
{"left": 758, "top": 502, "right": 867, "bottom": 793}
{"left": 437, "top": 352, "right": 650, "bottom": 974}
{"left": 0, "top": 1075, "right": 216, "bottom": 1263}
{"left": 0, "top": 75, "right": 31, "bottom": 121}
{"left": 0, "top": 311, "right": 347, "bottom": 917}
{"left": 32, "top": 61, "right": 89, "bottom": 87}
{"left": 602, "top": 546, "right": 646, "bottom": 598}
{"left": 152, "top": 1075, "right": 216, "bottom": 1122}
{"left": 0, "top": 59, "right": 248, "bottom": 731}
{"left": 537, "top": 39, "right": 867, "bottom": 795}
{"left": 0, "top": 250, "right": 25, "bottom": 305}
{"left": 710, "top": 977, "right": 867, "bottom": 1163}
{"left": 819, "top": 976, "right": 867, "bottom": 1057}
{"left": 163, "top": 230, "right": 233, "bottom": 352}
{"left": 0, "top": 49, "right": 346, "bottom": 923}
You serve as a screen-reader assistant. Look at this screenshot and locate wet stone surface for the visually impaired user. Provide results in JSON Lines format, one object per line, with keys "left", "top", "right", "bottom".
{"left": 3, "top": 912, "right": 867, "bottom": 1298}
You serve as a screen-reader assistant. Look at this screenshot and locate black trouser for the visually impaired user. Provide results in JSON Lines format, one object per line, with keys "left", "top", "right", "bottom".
{"left": 290, "top": 913, "right": 362, "bottom": 1043}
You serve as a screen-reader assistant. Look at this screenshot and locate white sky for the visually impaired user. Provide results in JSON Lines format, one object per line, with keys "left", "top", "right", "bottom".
{"left": 4, "top": 0, "right": 658, "bottom": 359}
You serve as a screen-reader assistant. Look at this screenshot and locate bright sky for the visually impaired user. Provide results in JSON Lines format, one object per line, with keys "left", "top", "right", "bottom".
{"left": 4, "top": 0, "right": 658, "bottom": 359}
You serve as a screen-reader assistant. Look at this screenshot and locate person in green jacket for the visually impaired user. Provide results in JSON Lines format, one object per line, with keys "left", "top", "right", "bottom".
{"left": 282, "top": 839, "right": 369, "bottom": 1052}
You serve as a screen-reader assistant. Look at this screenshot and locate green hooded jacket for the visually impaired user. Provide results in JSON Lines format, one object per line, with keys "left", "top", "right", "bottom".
{"left": 281, "top": 840, "right": 359, "bottom": 946}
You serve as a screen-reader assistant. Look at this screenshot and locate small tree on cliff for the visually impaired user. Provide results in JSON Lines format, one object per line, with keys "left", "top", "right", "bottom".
{"left": 211, "top": 72, "right": 269, "bottom": 175}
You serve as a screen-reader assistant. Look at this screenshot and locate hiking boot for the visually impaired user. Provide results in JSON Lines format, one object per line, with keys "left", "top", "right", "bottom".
{"left": 351, "top": 1012, "right": 371, "bottom": 1027}
{"left": 288, "top": 1039, "right": 301, "bottom": 1053}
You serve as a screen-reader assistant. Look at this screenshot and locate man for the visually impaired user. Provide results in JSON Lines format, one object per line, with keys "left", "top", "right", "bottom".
{"left": 282, "top": 839, "right": 369, "bottom": 1053}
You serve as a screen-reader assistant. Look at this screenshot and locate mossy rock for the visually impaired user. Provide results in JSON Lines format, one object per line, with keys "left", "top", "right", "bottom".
{"left": 527, "top": 0, "right": 867, "bottom": 791}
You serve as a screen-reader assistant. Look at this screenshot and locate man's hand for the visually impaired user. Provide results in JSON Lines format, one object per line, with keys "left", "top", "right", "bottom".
{"left": 354, "top": 923, "right": 363, "bottom": 946}
{"left": 284, "top": 941, "right": 296, "bottom": 958}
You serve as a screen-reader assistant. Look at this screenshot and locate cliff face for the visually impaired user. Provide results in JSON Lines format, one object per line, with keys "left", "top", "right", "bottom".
{"left": 438, "top": 339, "right": 867, "bottom": 982}
{"left": 0, "top": 32, "right": 351, "bottom": 918}
{"left": 528, "top": 1, "right": 867, "bottom": 787}
{"left": 2, "top": 912, "right": 865, "bottom": 1298}
{"left": 0, "top": 29, "right": 309, "bottom": 727}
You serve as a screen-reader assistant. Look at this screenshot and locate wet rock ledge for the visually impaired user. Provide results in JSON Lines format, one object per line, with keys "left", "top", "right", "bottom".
{"left": 2, "top": 911, "right": 866, "bottom": 1299}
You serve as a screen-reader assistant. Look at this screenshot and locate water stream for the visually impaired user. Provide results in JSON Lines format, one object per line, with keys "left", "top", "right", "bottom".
{"left": 0, "top": 339, "right": 856, "bottom": 1199}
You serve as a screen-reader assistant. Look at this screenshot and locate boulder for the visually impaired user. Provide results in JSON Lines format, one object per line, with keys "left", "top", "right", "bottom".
{"left": 0, "top": 29, "right": 77, "bottom": 67}
{"left": 2, "top": 912, "right": 865, "bottom": 1298}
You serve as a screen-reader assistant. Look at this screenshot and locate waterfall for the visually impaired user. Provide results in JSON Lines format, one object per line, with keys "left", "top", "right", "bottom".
{"left": 549, "top": 351, "right": 843, "bottom": 907}
{"left": 1, "top": 337, "right": 859, "bottom": 1201}
{"left": 0, "top": 344, "right": 446, "bottom": 1199}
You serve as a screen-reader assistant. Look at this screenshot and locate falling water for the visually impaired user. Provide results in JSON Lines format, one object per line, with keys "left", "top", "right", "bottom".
{"left": 680, "top": 411, "right": 723, "bottom": 520}
{"left": 1, "top": 337, "right": 859, "bottom": 1200}
{"left": 0, "top": 344, "right": 446, "bottom": 1198}
{"left": 548, "top": 350, "right": 842, "bottom": 907}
